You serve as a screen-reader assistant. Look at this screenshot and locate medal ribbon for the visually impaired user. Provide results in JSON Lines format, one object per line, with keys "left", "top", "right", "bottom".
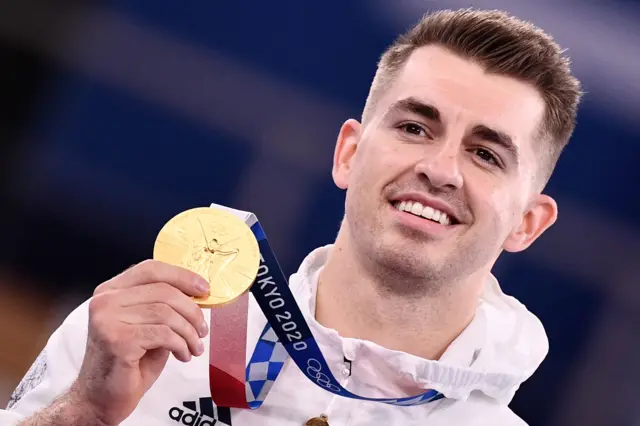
{"left": 209, "top": 209, "right": 444, "bottom": 409}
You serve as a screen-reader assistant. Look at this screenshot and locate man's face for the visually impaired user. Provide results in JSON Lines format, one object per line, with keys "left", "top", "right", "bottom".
{"left": 333, "top": 45, "right": 557, "bottom": 285}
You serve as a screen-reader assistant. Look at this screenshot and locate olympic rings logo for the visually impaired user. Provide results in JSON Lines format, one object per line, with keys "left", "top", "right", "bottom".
{"left": 306, "top": 359, "right": 342, "bottom": 393}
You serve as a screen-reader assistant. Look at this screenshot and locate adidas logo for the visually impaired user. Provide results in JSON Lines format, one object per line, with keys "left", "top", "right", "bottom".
{"left": 168, "top": 397, "right": 232, "bottom": 426}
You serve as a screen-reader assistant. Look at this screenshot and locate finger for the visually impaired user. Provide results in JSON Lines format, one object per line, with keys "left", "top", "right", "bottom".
{"left": 118, "top": 283, "right": 208, "bottom": 338}
{"left": 136, "top": 324, "right": 192, "bottom": 362}
{"left": 120, "top": 303, "right": 204, "bottom": 357}
{"left": 97, "top": 260, "right": 209, "bottom": 297}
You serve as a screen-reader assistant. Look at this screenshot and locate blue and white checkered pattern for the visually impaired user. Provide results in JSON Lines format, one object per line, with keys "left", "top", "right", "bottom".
{"left": 242, "top": 323, "right": 444, "bottom": 408}
{"left": 245, "top": 325, "right": 288, "bottom": 408}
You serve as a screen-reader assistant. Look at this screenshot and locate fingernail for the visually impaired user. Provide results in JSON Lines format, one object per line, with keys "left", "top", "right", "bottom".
{"left": 199, "top": 322, "right": 209, "bottom": 337}
{"left": 196, "top": 340, "right": 204, "bottom": 356}
{"left": 196, "top": 279, "right": 210, "bottom": 294}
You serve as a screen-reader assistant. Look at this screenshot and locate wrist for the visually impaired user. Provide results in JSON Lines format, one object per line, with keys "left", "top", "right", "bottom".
{"left": 63, "top": 383, "right": 110, "bottom": 426}
{"left": 19, "top": 386, "right": 109, "bottom": 426}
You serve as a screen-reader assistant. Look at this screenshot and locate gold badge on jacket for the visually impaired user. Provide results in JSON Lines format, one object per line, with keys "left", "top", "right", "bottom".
{"left": 305, "top": 414, "right": 329, "bottom": 426}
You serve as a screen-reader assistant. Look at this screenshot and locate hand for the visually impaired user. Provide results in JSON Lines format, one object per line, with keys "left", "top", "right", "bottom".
{"left": 73, "top": 260, "right": 210, "bottom": 426}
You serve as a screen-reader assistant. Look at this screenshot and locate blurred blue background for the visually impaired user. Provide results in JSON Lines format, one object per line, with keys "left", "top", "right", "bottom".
{"left": 0, "top": 1, "right": 638, "bottom": 425}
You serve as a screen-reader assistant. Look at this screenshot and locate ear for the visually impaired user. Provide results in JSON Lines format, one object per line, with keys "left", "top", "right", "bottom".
{"left": 332, "top": 119, "right": 361, "bottom": 190}
{"left": 503, "top": 194, "right": 558, "bottom": 253}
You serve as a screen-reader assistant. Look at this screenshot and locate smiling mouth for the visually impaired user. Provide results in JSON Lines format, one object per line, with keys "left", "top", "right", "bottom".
{"left": 392, "top": 200, "right": 459, "bottom": 225}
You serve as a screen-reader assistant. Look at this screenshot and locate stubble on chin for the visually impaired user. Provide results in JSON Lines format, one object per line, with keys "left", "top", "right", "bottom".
{"left": 362, "top": 243, "right": 445, "bottom": 297}
{"left": 366, "top": 230, "right": 494, "bottom": 299}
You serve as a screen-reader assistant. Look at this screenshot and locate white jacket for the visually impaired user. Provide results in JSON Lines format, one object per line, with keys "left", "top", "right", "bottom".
{"left": 2, "top": 245, "right": 547, "bottom": 425}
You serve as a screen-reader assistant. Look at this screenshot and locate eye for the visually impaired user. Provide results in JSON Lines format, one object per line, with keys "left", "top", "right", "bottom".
{"left": 398, "top": 122, "right": 429, "bottom": 137}
{"left": 473, "top": 148, "right": 501, "bottom": 166}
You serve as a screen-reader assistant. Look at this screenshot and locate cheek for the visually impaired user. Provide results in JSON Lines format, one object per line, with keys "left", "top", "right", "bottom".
{"left": 485, "top": 185, "right": 525, "bottom": 233}
{"left": 471, "top": 180, "right": 517, "bottom": 228}
{"left": 353, "top": 139, "right": 397, "bottom": 184}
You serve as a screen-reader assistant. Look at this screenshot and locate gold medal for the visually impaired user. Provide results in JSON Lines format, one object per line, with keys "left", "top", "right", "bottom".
{"left": 154, "top": 207, "right": 260, "bottom": 307}
{"left": 305, "top": 415, "right": 330, "bottom": 426}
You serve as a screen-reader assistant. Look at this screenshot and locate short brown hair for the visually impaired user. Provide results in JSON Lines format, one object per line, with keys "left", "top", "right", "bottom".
{"left": 362, "top": 8, "right": 582, "bottom": 183}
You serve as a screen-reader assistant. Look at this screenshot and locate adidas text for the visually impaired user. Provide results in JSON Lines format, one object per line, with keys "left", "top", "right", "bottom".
{"left": 169, "top": 407, "right": 217, "bottom": 426}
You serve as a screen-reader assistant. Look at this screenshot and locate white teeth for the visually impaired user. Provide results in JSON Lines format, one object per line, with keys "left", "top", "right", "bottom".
{"left": 396, "top": 200, "right": 452, "bottom": 225}
{"left": 422, "top": 206, "right": 434, "bottom": 220}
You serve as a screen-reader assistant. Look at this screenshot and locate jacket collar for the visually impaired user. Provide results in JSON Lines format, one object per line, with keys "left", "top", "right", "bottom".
{"left": 287, "top": 245, "right": 549, "bottom": 404}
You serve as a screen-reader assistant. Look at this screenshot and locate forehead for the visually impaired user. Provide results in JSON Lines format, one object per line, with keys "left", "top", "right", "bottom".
{"left": 381, "top": 45, "right": 546, "bottom": 159}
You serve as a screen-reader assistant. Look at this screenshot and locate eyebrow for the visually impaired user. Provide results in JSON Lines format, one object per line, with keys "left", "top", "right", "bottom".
{"left": 385, "top": 97, "right": 442, "bottom": 124}
{"left": 472, "top": 124, "right": 520, "bottom": 165}
{"left": 386, "top": 97, "right": 520, "bottom": 165}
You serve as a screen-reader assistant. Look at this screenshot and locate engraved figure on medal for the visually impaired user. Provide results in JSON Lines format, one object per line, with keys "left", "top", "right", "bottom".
{"left": 203, "top": 244, "right": 239, "bottom": 299}
{"left": 154, "top": 207, "right": 260, "bottom": 307}
{"left": 176, "top": 220, "right": 240, "bottom": 300}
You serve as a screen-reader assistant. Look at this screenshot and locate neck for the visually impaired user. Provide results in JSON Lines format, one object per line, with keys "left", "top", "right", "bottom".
{"left": 315, "top": 230, "right": 484, "bottom": 361}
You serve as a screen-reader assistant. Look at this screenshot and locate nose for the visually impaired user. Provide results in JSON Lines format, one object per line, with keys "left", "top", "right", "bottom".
{"left": 414, "top": 141, "right": 463, "bottom": 190}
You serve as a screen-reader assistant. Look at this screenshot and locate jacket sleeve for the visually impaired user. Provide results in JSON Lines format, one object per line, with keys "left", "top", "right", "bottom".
{"left": 0, "top": 299, "right": 91, "bottom": 424}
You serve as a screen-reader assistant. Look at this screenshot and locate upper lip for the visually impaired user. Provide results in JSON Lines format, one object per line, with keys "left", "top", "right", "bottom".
{"left": 390, "top": 192, "right": 461, "bottom": 223}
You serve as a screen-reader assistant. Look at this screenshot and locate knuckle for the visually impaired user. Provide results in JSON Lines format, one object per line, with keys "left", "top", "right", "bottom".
{"left": 189, "top": 303, "right": 203, "bottom": 324}
{"left": 137, "top": 324, "right": 158, "bottom": 342}
{"left": 88, "top": 293, "right": 110, "bottom": 315}
{"left": 147, "top": 303, "right": 171, "bottom": 322}
{"left": 170, "top": 330, "right": 184, "bottom": 346}
{"left": 95, "top": 264, "right": 138, "bottom": 295}
{"left": 184, "top": 323, "right": 199, "bottom": 343}
{"left": 155, "top": 281, "right": 175, "bottom": 295}
{"left": 131, "top": 259, "right": 158, "bottom": 282}
{"left": 178, "top": 338, "right": 190, "bottom": 356}
{"left": 177, "top": 313, "right": 196, "bottom": 337}
{"left": 138, "top": 259, "right": 156, "bottom": 268}
{"left": 161, "top": 325, "right": 185, "bottom": 349}
{"left": 156, "top": 324, "right": 172, "bottom": 340}
{"left": 93, "top": 278, "right": 117, "bottom": 296}
{"left": 189, "top": 326, "right": 201, "bottom": 344}
{"left": 90, "top": 316, "right": 119, "bottom": 346}
{"left": 88, "top": 312, "right": 104, "bottom": 335}
{"left": 92, "top": 282, "right": 105, "bottom": 296}
{"left": 123, "top": 263, "right": 138, "bottom": 272}
{"left": 153, "top": 282, "right": 181, "bottom": 302}
{"left": 102, "top": 327, "right": 124, "bottom": 347}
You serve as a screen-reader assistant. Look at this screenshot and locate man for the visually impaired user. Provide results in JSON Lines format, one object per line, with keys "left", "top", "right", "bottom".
{"left": 2, "top": 8, "right": 581, "bottom": 425}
